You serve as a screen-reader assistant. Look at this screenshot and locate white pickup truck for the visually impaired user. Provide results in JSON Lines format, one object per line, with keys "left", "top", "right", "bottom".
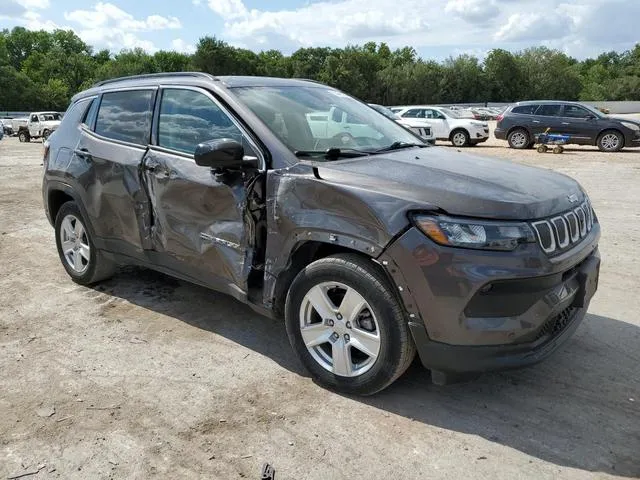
{"left": 16, "top": 112, "right": 63, "bottom": 142}
{"left": 306, "top": 107, "right": 383, "bottom": 143}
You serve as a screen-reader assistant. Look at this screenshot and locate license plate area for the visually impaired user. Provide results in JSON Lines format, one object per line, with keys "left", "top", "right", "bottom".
{"left": 572, "top": 256, "right": 600, "bottom": 308}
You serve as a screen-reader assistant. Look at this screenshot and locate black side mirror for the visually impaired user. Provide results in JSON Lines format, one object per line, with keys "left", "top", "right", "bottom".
{"left": 194, "top": 138, "right": 248, "bottom": 170}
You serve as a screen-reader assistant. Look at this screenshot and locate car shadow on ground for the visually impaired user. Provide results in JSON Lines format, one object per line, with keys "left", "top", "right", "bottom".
{"left": 94, "top": 267, "right": 640, "bottom": 478}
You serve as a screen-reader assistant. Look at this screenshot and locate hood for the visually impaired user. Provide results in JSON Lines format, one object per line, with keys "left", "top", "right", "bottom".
{"left": 398, "top": 119, "right": 432, "bottom": 127}
{"left": 315, "top": 147, "right": 583, "bottom": 221}
{"left": 611, "top": 116, "right": 640, "bottom": 126}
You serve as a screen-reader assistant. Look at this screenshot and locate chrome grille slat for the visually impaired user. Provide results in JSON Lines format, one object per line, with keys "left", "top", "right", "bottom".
{"left": 532, "top": 200, "right": 595, "bottom": 255}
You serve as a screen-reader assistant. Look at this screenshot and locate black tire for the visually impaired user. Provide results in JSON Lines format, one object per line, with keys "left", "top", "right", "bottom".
{"left": 450, "top": 129, "right": 470, "bottom": 147}
{"left": 18, "top": 131, "right": 29, "bottom": 143}
{"left": 54, "top": 201, "right": 116, "bottom": 285}
{"left": 597, "top": 130, "right": 624, "bottom": 152}
{"left": 42, "top": 129, "right": 50, "bottom": 141}
{"left": 285, "top": 253, "right": 416, "bottom": 395}
{"left": 507, "top": 128, "right": 530, "bottom": 149}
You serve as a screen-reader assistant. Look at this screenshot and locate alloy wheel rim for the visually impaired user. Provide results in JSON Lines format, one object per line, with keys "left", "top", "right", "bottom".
{"left": 511, "top": 132, "right": 527, "bottom": 147}
{"left": 299, "top": 281, "right": 381, "bottom": 377}
{"left": 601, "top": 133, "right": 619, "bottom": 150}
{"left": 60, "top": 214, "right": 90, "bottom": 274}
{"left": 453, "top": 133, "right": 466, "bottom": 146}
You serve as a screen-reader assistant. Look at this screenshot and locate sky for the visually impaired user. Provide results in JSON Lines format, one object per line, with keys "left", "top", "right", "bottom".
{"left": 1, "top": 0, "right": 638, "bottom": 60}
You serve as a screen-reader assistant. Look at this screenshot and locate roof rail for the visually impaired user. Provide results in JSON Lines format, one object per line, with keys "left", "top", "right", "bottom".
{"left": 93, "top": 72, "right": 215, "bottom": 87}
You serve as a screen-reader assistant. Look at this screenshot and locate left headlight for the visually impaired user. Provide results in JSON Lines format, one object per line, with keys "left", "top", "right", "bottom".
{"left": 412, "top": 214, "right": 536, "bottom": 251}
{"left": 620, "top": 121, "right": 640, "bottom": 131}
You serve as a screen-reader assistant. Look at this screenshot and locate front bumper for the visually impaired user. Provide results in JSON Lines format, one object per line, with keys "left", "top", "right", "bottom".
{"left": 381, "top": 224, "right": 600, "bottom": 374}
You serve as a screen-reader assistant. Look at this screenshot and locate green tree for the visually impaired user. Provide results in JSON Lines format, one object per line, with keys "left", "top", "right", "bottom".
{"left": 484, "top": 49, "right": 524, "bottom": 102}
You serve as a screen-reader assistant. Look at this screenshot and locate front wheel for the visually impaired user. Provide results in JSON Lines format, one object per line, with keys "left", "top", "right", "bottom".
{"left": 597, "top": 130, "right": 624, "bottom": 152}
{"left": 18, "top": 131, "right": 29, "bottom": 143}
{"left": 451, "top": 129, "right": 470, "bottom": 147}
{"left": 285, "top": 254, "right": 416, "bottom": 395}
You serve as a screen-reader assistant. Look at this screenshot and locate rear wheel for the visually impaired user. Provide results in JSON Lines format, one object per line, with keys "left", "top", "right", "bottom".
{"left": 537, "top": 145, "right": 548, "bottom": 153}
{"left": 55, "top": 201, "right": 116, "bottom": 285}
{"left": 42, "top": 129, "right": 51, "bottom": 141}
{"left": 285, "top": 254, "right": 415, "bottom": 395}
{"left": 553, "top": 145, "right": 564, "bottom": 154}
{"left": 451, "top": 129, "right": 470, "bottom": 147}
{"left": 508, "top": 128, "right": 530, "bottom": 149}
{"left": 597, "top": 130, "right": 624, "bottom": 152}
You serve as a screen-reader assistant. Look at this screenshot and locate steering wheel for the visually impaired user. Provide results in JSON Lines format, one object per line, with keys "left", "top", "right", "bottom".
{"left": 331, "top": 132, "right": 355, "bottom": 147}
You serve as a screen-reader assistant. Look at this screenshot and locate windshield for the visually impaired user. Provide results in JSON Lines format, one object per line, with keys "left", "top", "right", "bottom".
{"left": 581, "top": 104, "right": 606, "bottom": 118}
{"left": 369, "top": 104, "right": 399, "bottom": 120}
{"left": 232, "top": 86, "right": 422, "bottom": 155}
{"left": 441, "top": 108, "right": 470, "bottom": 119}
{"left": 38, "top": 112, "right": 62, "bottom": 122}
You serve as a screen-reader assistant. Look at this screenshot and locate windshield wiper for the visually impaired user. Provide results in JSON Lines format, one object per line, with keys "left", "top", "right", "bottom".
{"left": 375, "top": 141, "right": 429, "bottom": 153}
{"left": 294, "top": 148, "right": 370, "bottom": 160}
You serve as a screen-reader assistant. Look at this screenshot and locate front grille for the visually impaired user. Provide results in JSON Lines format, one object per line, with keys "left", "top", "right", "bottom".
{"left": 412, "top": 127, "right": 431, "bottom": 138}
{"left": 532, "top": 200, "right": 594, "bottom": 255}
{"left": 535, "top": 306, "right": 577, "bottom": 341}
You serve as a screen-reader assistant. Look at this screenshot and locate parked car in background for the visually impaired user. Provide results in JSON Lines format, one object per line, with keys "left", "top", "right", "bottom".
{"left": 393, "top": 105, "right": 490, "bottom": 147}
{"left": 17, "top": 112, "right": 62, "bottom": 142}
{"left": 369, "top": 104, "right": 436, "bottom": 144}
{"left": 1, "top": 119, "right": 14, "bottom": 136}
{"left": 43, "top": 72, "right": 600, "bottom": 395}
{"left": 495, "top": 101, "right": 640, "bottom": 152}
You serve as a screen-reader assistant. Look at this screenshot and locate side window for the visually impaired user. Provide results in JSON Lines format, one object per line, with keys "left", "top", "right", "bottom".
{"left": 82, "top": 98, "right": 99, "bottom": 129}
{"left": 95, "top": 90, "right": 154, "bottom": 145}
{"left": 563, "top": 105, "right": 591, "bottom": 119}
{"left": 157, "top": 88, "right": 252, "bottom": 156}
{"left": 535, "top": 104, "right": 562, "bottom": 117}
{"left": 512, "top": 105, "right": 539, "bottom": 115}
{"left": 402, "top": 109, "right": 422, "bottom": 118}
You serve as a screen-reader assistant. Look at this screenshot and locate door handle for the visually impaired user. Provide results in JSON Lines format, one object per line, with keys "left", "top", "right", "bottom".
{"left": 561, "top": 122, "right": 570, "bottom": 125}
{"left": 74, "top": 147, "right": 91, "bottom": 159}
{"left": 532, "top": 120, "right": 540, "bottom": 123}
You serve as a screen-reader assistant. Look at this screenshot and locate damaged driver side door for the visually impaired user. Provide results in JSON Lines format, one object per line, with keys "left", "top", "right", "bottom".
{"left": 141, "top": 87, "right": 262, "bottom": 297}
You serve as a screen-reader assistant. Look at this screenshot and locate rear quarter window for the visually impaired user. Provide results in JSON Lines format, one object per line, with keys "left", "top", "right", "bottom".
{"left": 95, "top": 90, "right": 155, "bottom": 145}
{"left": 512, "top": 105, "right": 539, "bottom": 115}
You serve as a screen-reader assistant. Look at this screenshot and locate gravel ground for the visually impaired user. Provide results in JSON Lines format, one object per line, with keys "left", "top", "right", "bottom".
{"left": 1, "top": 125, "right": 639, "bottom": 480}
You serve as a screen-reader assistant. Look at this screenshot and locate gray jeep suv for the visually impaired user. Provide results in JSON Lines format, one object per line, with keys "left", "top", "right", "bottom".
{"left": 495, "top": 100, "right": 640, "bottom": 152}
{"left": 43, "top": 73, "right": 601, "bottom": 394}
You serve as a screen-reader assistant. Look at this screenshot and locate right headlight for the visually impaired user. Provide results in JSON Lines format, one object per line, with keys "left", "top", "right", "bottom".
{"left": 412, "top": 214, "right": 536, "bottom": 251}
{"left": 620, "top": 121, "right": 640, "bottom": 131}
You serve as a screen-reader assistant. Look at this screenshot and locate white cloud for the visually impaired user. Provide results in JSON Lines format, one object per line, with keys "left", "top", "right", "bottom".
{"left": 22, "top": 10, "right": 58, "bottom": 31}
{"left": 65, "top": 3, "right": 181, "bottom": 32}
{"left": 494, "top": 12, "right": 574, "bottom": 42}
{"left": 172, "top": 38, "right": 196, "bottom": 54}
{"left": 0, "top": 1, "right": 26, "bottom": 18}
{"left": 208, "top": 0, "right": 248, "bottom": 19}
{"left": 199, "top": 0, "right": 639, "bottom": 59}
{"left": 210, "top": 0, "right": 431, "bottom": 50}
{"left": 63, "top": 2, "right": 183, "bottom": 52}
{"left": 445, "top": 0, "right": 499, "bottom": 23}
{"left": 0, "top": 0, "right": 48, "bottom": 22}
{"left": 20, "top": 0, "right": 50, "bottom": 9}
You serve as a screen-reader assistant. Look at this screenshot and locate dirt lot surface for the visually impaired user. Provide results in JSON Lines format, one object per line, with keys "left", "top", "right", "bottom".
{"left": 1, "top": 125, "right": 639, "bottom": 480}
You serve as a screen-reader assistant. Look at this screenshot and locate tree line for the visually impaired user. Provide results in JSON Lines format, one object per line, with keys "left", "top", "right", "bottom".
{"left": 1, "top": 26, "right": 640, "bottom": 112}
